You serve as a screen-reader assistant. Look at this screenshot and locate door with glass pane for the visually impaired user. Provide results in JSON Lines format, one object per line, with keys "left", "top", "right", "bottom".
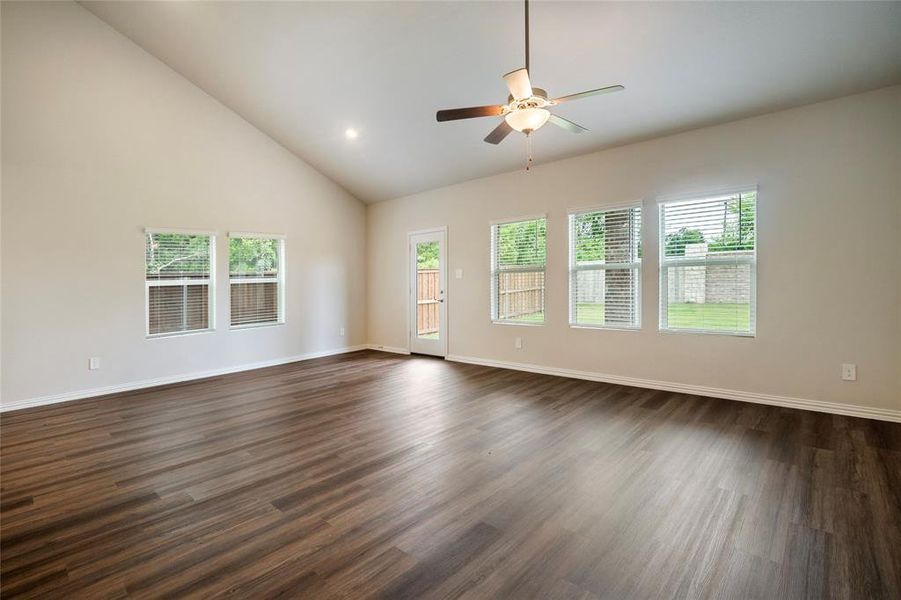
{"left": 409, "top": 229, "right": 447, "bottom": 356}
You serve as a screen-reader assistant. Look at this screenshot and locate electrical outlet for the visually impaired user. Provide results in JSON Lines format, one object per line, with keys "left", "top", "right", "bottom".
{"left": 515, "top": 336, "right": 523, "bottom": 349}
{"left": 455, "top": 268, "right": 463, "bottom": 279}
{"left": 841, "top": 363, "right": 856, "bottom": 381}
{"left": 88, "top": 357, "right": 101, "bottom": 370}
{"left": 339, "top": 327, "right": 345, "bottom": 337}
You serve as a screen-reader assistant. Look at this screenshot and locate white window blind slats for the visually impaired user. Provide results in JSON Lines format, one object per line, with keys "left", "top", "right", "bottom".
{"left": 145, "top": 232, "right": 214, "bottom": 336}
{"left": 229, "top": 236, "right": 284, "bottom": 327}
{"left": 491, "top": 218, "right": 547, "bottom": 323}
{"left": 145, "top": 234, "right": 212, "bottom": 278}
{"left": 568, "top": 206, "right": 642, "bottom": 329}
{"left": 659, "top": 190, "right": 757, "bottom": 335}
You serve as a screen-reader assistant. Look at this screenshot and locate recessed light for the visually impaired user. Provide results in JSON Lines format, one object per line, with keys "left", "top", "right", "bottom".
{"left": 344, "top": 128, "right": 359, "bottom": 140}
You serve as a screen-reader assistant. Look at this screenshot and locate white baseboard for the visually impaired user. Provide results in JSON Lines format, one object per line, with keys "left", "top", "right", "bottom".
{"left": 6, "top": 345, "right": 895, "bottom": 423}
{"left": 0, "top": 345, "right": 369, "bottom": 413}
{"left": 366, "top": 344, "right": 411, "bottom": 355}
{"left": 445, "top": 354, "right": 901, "bottom": 423}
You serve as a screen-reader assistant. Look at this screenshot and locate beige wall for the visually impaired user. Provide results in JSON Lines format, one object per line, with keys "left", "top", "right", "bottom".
{"left": 2, "top": 2, "right": 898, "bottom": 415}
{"left": 1, "top": 2, "right": 367, "bottom": 405}
{"left": 368, "top": 86, "right": 901, "bottom": 412}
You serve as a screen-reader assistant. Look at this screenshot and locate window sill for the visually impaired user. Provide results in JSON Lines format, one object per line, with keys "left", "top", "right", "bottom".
{"left": 658, "top": 327, "right": 755, "bottom": 338}
{"left": 491, "top": 320, "right": 545, "bottom": 327}
{"left": 146, "top": 328, "right": 215, "bottom": 340}
{"left": 570, "top": 324, "right": 641, "bottom": 332}
{"left": 230, "top": 321, "right": 286, "bottom": 331}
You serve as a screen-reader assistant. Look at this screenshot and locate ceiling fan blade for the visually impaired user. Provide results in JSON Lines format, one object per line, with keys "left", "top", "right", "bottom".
{"left": 553, "top": 85, "right": 624, "bottom": 104}
{"left": 503, "top": 68, "right": 533, "bottom": 100}
{"left": 436, "top": 105, "right": 505, "bottom": 122}
{"left": 549, "top": 114, "right": 588, "bottom": 134}
{"left": 484, "top": 121, "right": 514, "bottom": 144}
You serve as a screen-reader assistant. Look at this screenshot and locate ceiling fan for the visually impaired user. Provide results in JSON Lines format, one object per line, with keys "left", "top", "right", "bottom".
{"left": 435, "top": 0, "right": 623, "bottom": 163}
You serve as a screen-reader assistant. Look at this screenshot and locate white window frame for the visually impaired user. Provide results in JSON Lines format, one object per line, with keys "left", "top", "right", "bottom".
{"left": 228, "top": 232, "right": 286, "bottom": 330}
{"left": 490, "top": 214, "right": 547, "bottom": 326}
{"left": 658, "top": 187, "right": 757, "bottom": 337}
{"left": 144, "top": 227, "right": 216, "bottom": 339}
{"left": 568, "top": 203, "right": 642, "bottom": 331}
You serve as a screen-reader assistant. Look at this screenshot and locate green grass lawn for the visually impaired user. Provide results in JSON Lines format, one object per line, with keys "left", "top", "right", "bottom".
{"left": 574, "top": 302, "right": 750, "bottom": 332}
{"left": 667, "top": 302, "right": 750, "bottom": 332}
{"left": 488, "top": 302, "right": 751, "bottom": 331}
{"left": 493, "top": 311, "right": 546, "bottom": 323}
{"left": 575, "top": 303, "right": 605, "bottom": 324}
{"left": 515, "top": 311, "right": 545, "bottom": 323}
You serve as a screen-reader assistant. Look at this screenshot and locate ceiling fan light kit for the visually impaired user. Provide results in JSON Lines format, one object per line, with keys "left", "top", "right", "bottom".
{"left": 505, "top": 106, "right": 550, "bottom": 133}
{"left": 435, "top": 0, "right": 624, "bottom": 168}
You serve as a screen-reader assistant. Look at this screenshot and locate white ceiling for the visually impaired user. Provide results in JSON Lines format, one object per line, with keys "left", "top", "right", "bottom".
{"left": 81, "top": 1, "right": 901, "bottom": 203}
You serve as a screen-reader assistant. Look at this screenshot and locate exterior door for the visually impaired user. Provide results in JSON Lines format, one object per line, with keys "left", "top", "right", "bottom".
{"left": 409, "top": 229, "right": 447, "bottom": 357}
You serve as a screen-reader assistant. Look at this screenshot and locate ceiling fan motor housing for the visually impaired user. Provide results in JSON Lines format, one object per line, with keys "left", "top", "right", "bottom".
{"left": 503, "top": 88, "right": 552, "bottom": 133}
{"left": 506, "top": 87, "right": 548, "bottom": 104}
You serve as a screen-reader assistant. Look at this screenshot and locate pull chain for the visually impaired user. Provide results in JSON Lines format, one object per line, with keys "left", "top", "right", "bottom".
{"left": 525, "top": 132, "right": 533, "bottom": 171}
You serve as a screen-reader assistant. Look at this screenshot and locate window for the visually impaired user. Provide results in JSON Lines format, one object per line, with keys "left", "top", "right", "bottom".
{"left": 490, "top": 217, "right": 546, "bottom": 324}
{"left": 145, "top": 229, "right": 215, "bottom": 336}
{"left": 569, "top": 205, "right": 642, "bottom": 329}
{"left": 229, "top": 233, "right": 285, "bottom": 328}
{"left": 659, "top": 189, "right": 757, "bottom": 335}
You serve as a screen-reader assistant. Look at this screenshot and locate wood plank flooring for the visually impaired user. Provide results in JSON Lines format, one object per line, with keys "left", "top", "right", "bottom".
{"left": 1, "top": 350, "right": 899, "bottom": 599}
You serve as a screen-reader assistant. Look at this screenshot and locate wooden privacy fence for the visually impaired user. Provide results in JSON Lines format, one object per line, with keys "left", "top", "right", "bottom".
{"left": 496, "top": 271, "right": 544, "bottom": 320}
{"left": 416, "top": 269, "right": 546, "bottom": 335}
{"left": 417, "top": 269, "right": 440, "bottom": 335}
{"left": 147, "top": 280, "right": 279, "bottom": 334}
{"left": 231, "top": 280, "right": 278, "bottom": 325}
{"left": 147, "top": 284, "right": 209, "bottom": 335}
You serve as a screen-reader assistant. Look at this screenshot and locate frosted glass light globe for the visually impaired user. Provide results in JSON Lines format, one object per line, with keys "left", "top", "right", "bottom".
{"left": 504, "top": 107, "right": 550, "bottom": 133}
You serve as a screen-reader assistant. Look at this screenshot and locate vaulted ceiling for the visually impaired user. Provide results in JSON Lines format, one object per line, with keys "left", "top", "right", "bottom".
{"left": 81, "top": 1, "right": 901, "bottom": 202}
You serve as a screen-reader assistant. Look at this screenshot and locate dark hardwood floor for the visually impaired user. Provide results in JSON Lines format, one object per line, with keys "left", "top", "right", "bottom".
{"left": 1, "top": 350, "right": 899, "bottom": 599}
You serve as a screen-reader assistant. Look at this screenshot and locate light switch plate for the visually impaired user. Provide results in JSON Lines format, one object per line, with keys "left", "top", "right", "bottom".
{"left": 455, "top": 268, "right": 463, "bottom": 279}
{"left": 89, "top": 357, "right": 100, "bottom": 370}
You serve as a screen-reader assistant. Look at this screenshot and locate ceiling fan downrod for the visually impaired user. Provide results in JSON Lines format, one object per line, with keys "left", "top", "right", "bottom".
{"left": 524, "top": 0, "right": 530, "bottom": 73}
{"left": 523, "top": 0, "right": 532, "bottom": 173}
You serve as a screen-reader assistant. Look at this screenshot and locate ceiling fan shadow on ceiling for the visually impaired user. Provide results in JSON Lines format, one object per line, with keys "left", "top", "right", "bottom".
{"left": 436, "top": 0, "right": 624, "bottom": 170}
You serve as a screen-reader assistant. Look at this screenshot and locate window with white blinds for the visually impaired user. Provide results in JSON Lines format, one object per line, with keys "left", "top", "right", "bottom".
{"left": 229, "top": 233, "right": 285, "bottom": 328}
{"left": 659, "top": 189, "right": 757, "bottom": 335}
{"left": 490, "top": 217, "right": 546, "bottom": 324}
{"left": 569, "top": 205, "right": 642, "bottom": 329}
{"left": 145, "top": 230, "right": 215, "bottom": 337}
